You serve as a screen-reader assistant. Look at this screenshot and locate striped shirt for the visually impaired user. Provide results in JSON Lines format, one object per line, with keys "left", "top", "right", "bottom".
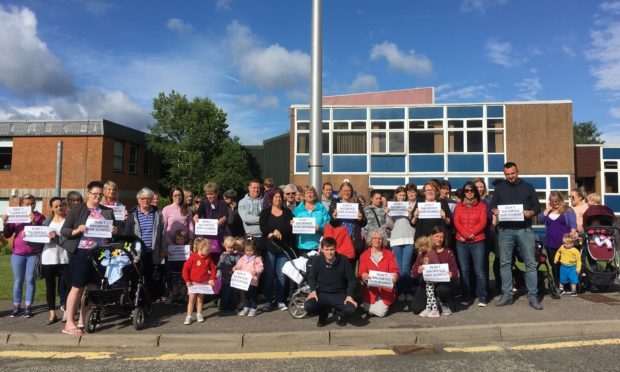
{"left": 137, "top": 210, "right": 154, "bottom": 251}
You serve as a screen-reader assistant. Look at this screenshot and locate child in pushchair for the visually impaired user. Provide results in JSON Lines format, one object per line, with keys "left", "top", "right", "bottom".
{"left": 580, "top": 204, "right": 619, "bottom": 292}
{"left": 279, "top": 241, "right": 319, "bottom": 319}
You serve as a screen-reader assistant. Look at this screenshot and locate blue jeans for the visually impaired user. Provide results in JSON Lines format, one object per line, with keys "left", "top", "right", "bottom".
{"left": 263, "top": 251, "right": 287, "bottom": 305}
{"left": 392, "top": 244, "right": 414, "bottom": 294}
{"left": 11, "top": 254, "right": 39, "bottom": 306}
{"left": 498, "top": 228, "right": 538, "bottom": 297}
{"left": 456, "top": 241, "right": 487, "bottom": 302}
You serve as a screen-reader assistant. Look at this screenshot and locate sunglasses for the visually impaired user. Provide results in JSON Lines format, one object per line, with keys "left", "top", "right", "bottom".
{"left": 285, "top": 192, "right": 296, "bottom": 195}
{"left": 464, "top": 189, "right": 475, "bottom": 193}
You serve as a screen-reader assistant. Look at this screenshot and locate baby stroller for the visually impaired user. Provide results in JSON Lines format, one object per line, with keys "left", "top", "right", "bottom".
{"left": 82, "top": 236, "right": 151, "bottom": 332}
{"left": 512, "top": 238, "right": 561, "bottom": 299}
{"left": 580, "top": 205, "right": 619, "bottom": 292}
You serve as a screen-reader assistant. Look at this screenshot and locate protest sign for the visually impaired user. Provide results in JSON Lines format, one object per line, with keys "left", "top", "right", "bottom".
{"left": 167, "top": 244, "right": 191, "bottom": 261}
{"left": 84, "top": 218, "right": 113, "bottom": 238}
{"left": 230, "top": 270, "right": 252, "bottom": 291}
{"left": 292, "top": 217, "right": 316, "bottom": 234}
{"left": 418, "top": 202, "right": 441, "bottom": 219}
{"left": 195, "top": 219, "right": 218, "bottom": 236}
{"left": 498, "top": 204, "right": 524, "bottom": 222}
{"left": 111, "top": 205, "right": 126, "bottom": 221}
{"left": 187, "top": 284, "right": 215, "bottom": 295}
{"left": 7, "top": 207, "right": 31, "bottom": 224}
{"left": 336, "top": 203, "right": 359, "bottom": 219}
{"left": 23, "top": 226, "right": 51, "bottom": 243}
{"left": 422, "top": 263, "right": 451, "bottom": 282}
{"left": 367, "top": 270, "right": 394, "bottom": 289}
{"left": 387, "top": 201, "right": 409, "bottom": 217}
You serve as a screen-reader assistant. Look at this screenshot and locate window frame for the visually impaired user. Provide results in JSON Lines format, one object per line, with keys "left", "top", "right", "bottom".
{"left": 113, "top": 141, "right": 124, "bottom": 172}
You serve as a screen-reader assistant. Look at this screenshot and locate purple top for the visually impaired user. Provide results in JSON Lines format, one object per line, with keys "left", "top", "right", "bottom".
{"left": 538, "top": 210, "right": 577, "bottom": 249}
{"left": 3, "top": 211, "right": 45, "bottom": 255}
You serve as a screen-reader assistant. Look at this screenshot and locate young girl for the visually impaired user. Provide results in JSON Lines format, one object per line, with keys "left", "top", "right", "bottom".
{"left": 233, "top": 239, "right": 264, "bottom": 317}
{"left": 412, "top": 236, "right": 441, "bottom": 317}
{"left": 166, "top": 230, "right": 190, "bottom": 305}
{"left": 217, "top": 236, "right": 240, "bottom": 312}
{"left": 182, "top": 238, "right": 216, "bottom": 325}
{"left": 554, "top": 234, "right": 582, "bottom": 296}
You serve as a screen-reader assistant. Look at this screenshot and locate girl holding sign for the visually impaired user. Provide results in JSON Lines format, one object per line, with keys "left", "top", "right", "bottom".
{"left": 233, "top": 239, "right": 264, "bottom": 317}
{"left": 2, "top": 194, "right": 45, "bottom": 319}
{"left": 182, "top": 239, "right": 216, "bottom": 325}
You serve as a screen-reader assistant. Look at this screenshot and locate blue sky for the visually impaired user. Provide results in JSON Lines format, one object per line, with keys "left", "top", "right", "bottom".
{"left": 1, "top": 0, "right": 620, "bottom": 144}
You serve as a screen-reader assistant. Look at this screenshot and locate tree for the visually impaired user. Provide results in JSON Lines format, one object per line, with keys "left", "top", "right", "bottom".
{"left": 573, "top": 121, "right": 604, "bottom": 144}
{"left": 207, "top": 136, "right": 253, "bottom": 192}
{"left": 147, "top": 91, "right": 252, "bottom": 192}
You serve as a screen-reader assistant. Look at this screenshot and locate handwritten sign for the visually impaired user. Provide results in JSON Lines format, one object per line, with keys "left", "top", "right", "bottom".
{"left": 23, "top": 226, "right": 51, "bottom": 243}
{"left": 111, "top": 205, "right": 125, "bottom": 220}
{"left": 195, "top": 219, "right": 218, "bottom": 236}
{"left": 84, "top": 218, "right": 113, "bottom": 238}
{"left": 418, "top": 202, "right": 441, "bottom": 219}
{"left": 167, "top": 244, "right": 191, "bottom": 261}
{"left": 422, "top": 263, "right": 450, "bottom": 282}
{"left": 7, "top": 207, "right": 31, "bottom": 224}
{"left": 336, "top": 203, "right": 359, "bottom": 220}
{"left": 292, "top": 217, "right": 316, "bottom": 234}
{"left": 187, "top": 284, "right": 215, "bottom": 295}
{"left": 230, "top": 270, "right": 252, "bottom": 291}
{"left": 498, "top": 204, "right": 524, "bottom": 222}
{"left": 387, "top": 201, "right": 409, "bottom": 217}
{"left": 367, "top": 270, "right": 395, "bottom": 289}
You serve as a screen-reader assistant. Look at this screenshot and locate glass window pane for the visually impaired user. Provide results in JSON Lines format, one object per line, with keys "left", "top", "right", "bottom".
{"left": 333, "top": 133, "right": 367, "bottom": 154}
{"left": 0, "top": 147, "right": 12, "bottom": 170}
{"left": 297, "top": 133, "right": 309, "bottom": 154}
{"left": 605, "top": 172, "right": 619, "bottom": 193}
{"left": 371, "top": 121, "right": 386, "bottom": 130}
{"left": 113, "top": 142, "right": 123, "bottom": 171}
{"left": 351, "top": 121, "right": 366, "bottom": 130}
{"left": 428, "top": 120, "right": 443, "bottom": 129}
{"left": 389, "top": 132, "right": 404, "bottom": 153}
{"left": 389, "top": 121, "right": 404, "bottom": 129}
{"left": 334, "top": 122, "right": 348, "bottom": 130}
{"left": 487, "top": 130, "right": 504, "bottom": 153}
{"left": 409, "top": 131, "right": 444, "bottom": 153}
{"left": 467, "top": 131, "right": 483, "bottom": 152}
{"left": 322, "top": 122, "right": 329, "bottom": 130}
{"left": 467, "top": 120, "right": 483, "bottom": 128}
{"left": 409, "top": 121, "right": 424, "bottom": 129}
{"left": 322, "top": 133, "right": 330, "bottom": 154}
{"left": 488, "top": 119, "right": 504, "bottom": 128}
{"left": 604, "top": 161, "right": 617, "bottom": 169}
{"left": 297, "top": 122, "right": 309, "bottom": 130}
{"left": 449, "top": 132, "right": 464, "bottom": 152}
{"left": 448, "top": 120, "right": 463, "bottom": 128}
{"left": 371, "top": 133, "right": 386, "bottom": 153}
{"left": 129, "top": 145, "right": 138, "bottom": 174}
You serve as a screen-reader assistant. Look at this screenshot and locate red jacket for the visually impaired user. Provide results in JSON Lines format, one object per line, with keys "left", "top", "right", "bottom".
{"left": 323, "top": 223, "right": 355, "bottom": 259}
{"left": 358, "top": 248, "right": 399, "bottom": 306}
{"left": 182, "top": 252, "right": 216, "bottom": 284}
{"left": 412, "top": 248, "right": 459, "bottom": 287}
{"left": 453, "top": 200, "right": 487, "bottom": 243}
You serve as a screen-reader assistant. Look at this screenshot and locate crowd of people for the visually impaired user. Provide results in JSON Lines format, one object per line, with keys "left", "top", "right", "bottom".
{"left": 1, "top": 162, "right": 610, "bottom": 333}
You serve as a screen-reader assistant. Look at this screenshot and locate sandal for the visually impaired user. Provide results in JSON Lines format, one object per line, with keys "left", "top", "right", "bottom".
{"left": 62, "top": 328, "right": 84, "bottom": 335}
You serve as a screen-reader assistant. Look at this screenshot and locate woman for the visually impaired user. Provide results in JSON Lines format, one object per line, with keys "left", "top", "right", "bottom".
{"left": 192, "top": 195, "right": 203, "bottom": 215}
{"left": 162, "top": 187, "right": 194, "bottom": 244}
{"left": 328, "top": 181, "right": 368, "bottom": 260}
{"left": 3, "top": 194, "right": 45, "bottom": 318}
{"left": 41, "top": 197, "right": 71, "bottom": 324}
{"left": 411, "top": 226, "right": 458, "bottom": 315}
{"left": 194, "top": 182, "right": 229, "bottom": 263}
{"left": 223, "top": 189, "right": 245, "bottom": 237}
{"left": 453, "top": 181, "right": 488, "bottom": 306}
{"left": 184, "top": 190, "right": 194, "bottom": 210}
{"left": 293, "top": 185, "right": 330, "bottom": 252}
{"left": 364, "top": 190, "right": 388, "bottom": 242}
{"left": 473, "top": 177, "right": 498, "bottom": 295}
{"left": 259, "top": 189, "right": 294, "bottom": 311}
{"left": 570, "top": 187, "right": 589, "bottom": 233}
{"left": 101, "top": 180, "right": 123, "bottom": 207}
{"left": 537, "top": 191, "right": 577, "bottom": 292}
{"left": 61, "top": 181, "right": 117, "bottom": 335}
{"left": 151, "top": 192, "right": 161, "bottom": 209}
{"left": 386, "top": 184, "right": 416, "bottom": 300}
{"left": 358, "top": 229, "right": 399, "bottom": 318}
{"left": 411, "top": 181, "right": 452, "bottom": 240}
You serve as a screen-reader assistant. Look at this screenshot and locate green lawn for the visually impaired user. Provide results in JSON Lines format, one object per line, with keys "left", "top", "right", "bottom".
{"left": 0, "top": 254, "right": 47, "bottom": 302}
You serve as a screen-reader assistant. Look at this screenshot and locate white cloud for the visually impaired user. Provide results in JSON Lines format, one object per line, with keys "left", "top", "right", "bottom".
{"left": 238, "top": 94, "right": 279, "bottom": 109}
{"left": 486, "top": 39, "right": 522, "bottom": 67}
{"left": 611, "top": 107, "right": 620, "bottom": 118}
{"left": 461, "top": 0, "right": 508, "bottom": 13}
{"left": 588, "top": 21, "right": 620, "bottom": 95}
{"left": 216, "top": 0, "right": 234, "bottom": 10}
{"left": 436, "top": 83, "right": 496, "bottom": 102}
{"left": 167, "top": 18, "right": 192, "bottom": 34}
{"left": 601, "top": 2, "right": 620, "bottom": 14}
{"left": 562, "top": 45, "right": 577, "bottom": 57}
{"left": 370, "top": 41, "right": 432, "bottom": 76}
{"left": 348, "top": 73, "right": 378, "bottom": 92}
{"left": 0, "top": 6, "right": 75, "bottom": 96}
{"left": 515, "top": 76, "right": 542, "bottom": 101}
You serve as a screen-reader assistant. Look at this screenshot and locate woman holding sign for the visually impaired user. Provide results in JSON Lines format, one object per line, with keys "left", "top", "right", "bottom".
{"left": 194, "top": 182, "right": 229, "bottom": 263}
{"left": 328, "top": 181, "right": 367, "bottom": 260}
{"left": 2, "top": 194, "right": 45, "bottom": 318}
{"left": 411, "top": 181, "right": 452, "bottom": 241}
{"left": 358, "top": 229, "right": 399, "bottom": 318}
{"left": 293, "top": 185, "right": 331, "bottom": 252}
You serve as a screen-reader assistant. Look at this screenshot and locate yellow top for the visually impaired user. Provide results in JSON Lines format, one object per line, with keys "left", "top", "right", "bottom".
{"left": 554, "top": 245, "right": 582, "bottom": 273}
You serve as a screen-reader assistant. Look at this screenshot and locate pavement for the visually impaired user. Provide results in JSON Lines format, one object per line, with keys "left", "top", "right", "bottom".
{"left": 1, "top": 287, "right": 620, "bottom": 351}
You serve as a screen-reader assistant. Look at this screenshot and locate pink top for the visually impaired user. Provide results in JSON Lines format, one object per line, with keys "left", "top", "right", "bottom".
{"left": 162, "top": 204, "right": 194, "bottom": 247}
{"left": 233, "top": 255, "right": 264, "bottom": 287}
{"left": 573, "top": 203, "right": 588, "bottom": 232}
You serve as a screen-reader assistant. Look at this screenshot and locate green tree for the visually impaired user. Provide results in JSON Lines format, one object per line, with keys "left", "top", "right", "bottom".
{"left": 147, "top": 91, "right": 251, "bottom": 192}
{"left": 207, "top": 136, "right": 253, "bottom": 192}
{"left": 573, "top": 121, "right": 604, "bottom": 144}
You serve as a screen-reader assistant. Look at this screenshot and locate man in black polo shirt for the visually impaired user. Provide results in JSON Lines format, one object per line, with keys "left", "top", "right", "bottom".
{"left": 304, "top": 237, "right": 358, "bottom": 326}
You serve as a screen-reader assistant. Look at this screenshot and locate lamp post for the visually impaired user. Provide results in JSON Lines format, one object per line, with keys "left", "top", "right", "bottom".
{"left": 309, "top": 0, "right": 323, "bottom": 191}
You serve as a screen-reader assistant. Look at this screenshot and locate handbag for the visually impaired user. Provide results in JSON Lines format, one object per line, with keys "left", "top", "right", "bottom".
{"left": 34, "top": 254, "right": 43, "bottom": 281}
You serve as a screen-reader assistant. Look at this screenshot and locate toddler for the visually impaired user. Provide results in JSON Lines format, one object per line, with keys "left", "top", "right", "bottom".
{"left": 233, "top": 239, "right": 264, "bottom": 317}
{"left": 415, "top": 236, "right": 441, "bottom": 318}
{"left": 182, "top": 238, "right": 216, "bottom": 324}
{"left": 166, "top": 230, "right": 190, "bottom": 305}
{"left": 554, "top": 234, "right": 582, "bottom": 296}
{"left": 217, "top": 236, "right": 240, "bottom": 312}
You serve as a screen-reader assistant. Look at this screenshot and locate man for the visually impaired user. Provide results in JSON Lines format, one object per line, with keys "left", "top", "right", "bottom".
{"left": 304, "top": 237, "right": 358, "bottom": 327}
{"left": 283, "top": 184, "right": 298, "bottom": 212}
{"left": 321, "top": 182, "right": 333, "bottom": 210}
{"left": 490, "top": 162, "right": 542, "bottom": 310}
{"left": 238, "top": 179, "right": 263, "bottom": 240}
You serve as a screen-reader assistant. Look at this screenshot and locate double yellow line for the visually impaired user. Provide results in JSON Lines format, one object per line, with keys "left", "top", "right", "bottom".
{"left": 444, "top": 338, "right": 620, "bottom": 353}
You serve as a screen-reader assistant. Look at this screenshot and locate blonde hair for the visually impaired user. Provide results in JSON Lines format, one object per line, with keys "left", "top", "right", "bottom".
{"left": 102, "top": 180, "right": 118, "bottom": 204}
{"left": 548, "top": 191, "right": 568, "bottom": 215}
{"left": 303, "top": 185, "right": 318, "bottom": 203}
{"left": 587, "top": 192, "right": 602, "bottom": 205}
{"left": 223, "top": 236, "right": 236, "bottom": 249}
{"left": 562, "top": 233, "right": 576, "bottom": 247}
{"left": 193, "top": 238, "right": 211, "bottom": 253}
{"left": 338, "top": 181, "right": 357, "bottom": 202}
{"left": 203, "top": 182, "right": 219, "bottom": 195}
{"left": 415, "top": 236, "right": 431, "bottom": 254}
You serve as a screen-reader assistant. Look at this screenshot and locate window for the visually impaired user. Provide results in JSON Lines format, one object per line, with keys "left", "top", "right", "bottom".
{"left": 606, "top": 172, "right": 619, "bottom": 193}
{"left": 409, "top": 120, "right": 444, "bottom": 154}
{"left": 143, "top": 150, "right": 151, "bottom": 176}
{"left": 129, "top": 145, "right": 138, "bottom": 174}
{"left": 0, "top": 138, "right": 12, "bottom": 170}
{"left": 332, "top": 117, "right": 367, "bottom": 154}
{"left": 448, "top": 120, "right": 483, "bottom": 153}
{"left": 296, "top": 122, "right": 329, "bottom": 154}
{"left": 113, "top": 141, "right": 124, "bottom": 172}
{"left": 297, "top": 133, "right": 309, "bottom": 154}
{"left": 371, "top": 120, "right": 405, "bottom": 154}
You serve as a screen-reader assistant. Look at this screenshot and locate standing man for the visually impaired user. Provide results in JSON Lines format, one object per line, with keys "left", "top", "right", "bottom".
{"left": 490, "top": 162, "right": 542, "bottom": 310}
{"left": 283, "top": 184, "right": 299, "bottom": 213}
{"left": 321, "top": 182, "right": 333, "bottom": 210}
{"left": 238, "top": 179, "right": 264, "bottom": 242}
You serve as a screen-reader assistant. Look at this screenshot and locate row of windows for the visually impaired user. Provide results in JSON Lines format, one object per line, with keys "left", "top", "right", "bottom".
{"left": 295, "top": 105, "right": 504, "bottom": 121}
{"left": 113, "top": 141, "right": 151, "bottom": 176}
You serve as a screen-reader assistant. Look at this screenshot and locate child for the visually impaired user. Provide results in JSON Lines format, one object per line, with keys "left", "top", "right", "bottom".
{"left": 217, "top": 236, "right": 240, "bottom": 312}
{"left": 234, "top": 236, "right": 245, "bottom": 256}
{"left": 262, "top": 177, "right": 275, "bottom": 210}
{"left": 413, "top": 236, "right": 441, "bottom": 318}
{"left": 182, "top": 238, "right": 216, "bottom": 325}
{"left": 554, "top": 234, "right": 582, "bottom": 296}
{"left": 166, "top": 230, "right": 190, "bottom": 305}
{"left": 233, "top": 239, "right": 264, "bottom": 317}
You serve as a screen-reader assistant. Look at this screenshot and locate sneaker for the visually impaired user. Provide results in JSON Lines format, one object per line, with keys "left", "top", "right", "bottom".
{"left": 419, "top": 308, "right": 431, "bottom": 317}
{"left": 196, "top": 313, "right": 205, "bottom": 322}
{"left": 10, "top": 306, "right": 21, "bottom": 318}
{"left": 427, "top": 310, "right": 440, "bottom": 318}
{"left": 238, "top": 308, "right": 249, "bottom": 316}
{"left": 165, "top": 296, "right": 175, "bottom": 305}
{"left": 183, "top": 316, "right": 192, "bottom": 325}
{"left": 478, "top": 301, "right": 487, "bottom": 307}
{"left": 460, "top": 299, "right": 470, "bottom": 307}
{"left": 23, "top": 307, "right": 32, "bottom": 318}
{"left": 336, "top": 315, "right": 347, "bottom": 326}
{"left": 441, "top": 305, "right": 452, "bottom": 316}
{"left": 495, "top": 295, "right": 513, "bottom": 307}
{"left": 277, "top": 302, "right": 288, "bottom": 311}
{"left": 571, "top": 290, "right": 577, "bottom": 297}
{"left": 60, "top": 305, "right": 65, "bottom": 312}
{"left": 247, "top": 308, "right": 257, "bottom": 317}
{"left": 560, "top": 288, "right": 566, "bottom": 295}
{"left": 528, "top": 296, "right": 543, "bottom": 310}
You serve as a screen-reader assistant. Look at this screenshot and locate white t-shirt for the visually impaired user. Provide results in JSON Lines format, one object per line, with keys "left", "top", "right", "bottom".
{"left": 42, "top": 219, "right": 69, "bottom": 265}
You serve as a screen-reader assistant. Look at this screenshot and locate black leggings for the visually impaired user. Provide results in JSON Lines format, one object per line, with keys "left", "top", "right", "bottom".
{"left": 42, "top": 264, "right": 71, "bottom": 310}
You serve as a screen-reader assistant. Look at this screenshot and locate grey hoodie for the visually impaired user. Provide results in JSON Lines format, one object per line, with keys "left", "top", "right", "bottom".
{"left": 238, "top": 193, "right": 264, "bottom": 237}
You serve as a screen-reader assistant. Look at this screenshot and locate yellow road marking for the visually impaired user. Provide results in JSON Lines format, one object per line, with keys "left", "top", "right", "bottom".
{"left": 0, "top": 351, "right": 114, "bottom": 360}
{"left": 444, "top": 338, "right": 620, "bottom": 353}
{"left": 444, "top": 346, "right": 503, "bottom": 353}
{"left": 125, "top": 349, "right": 396, "bottom": 361}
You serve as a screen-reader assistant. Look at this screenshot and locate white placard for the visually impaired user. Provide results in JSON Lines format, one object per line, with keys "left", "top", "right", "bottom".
{"left": 292, "top": 217, "right": 316, "bottom": 234}
{"left": 498, "top": 204, "right": 524, "bottom": 222}
{"left": 23, "top": 226, "right": 51, "bottom": 243}
{"left": 187, "top": 284, "right": 215, "bottom": 294}
{"left": 167, "top": 244, "right": 191, "bottom": 261}
{"left": 195, "top": 219, "right": 218, "bottom": 236}
{"left": 84, "top": 218, "right": 113, "bottom": 238}
{"left": 418, "top": 202, "right": 442, "bottom": 219}
{"left": 387, "top": 201, "right": 409, "bottom": 217}
{"left": 422, "top": 263, "right": 451, "bottom": 282}
{"left": 282, "top": 257, "right": 308, "bottom": 284}
{"left": 7, "top": 207, "right": 31, "bottom": 224}
{"left": 367, "top": 270, "right": 395, "bottom": 289}
{"left": 336, "top": 203, "right": 359, "bottom": 220}
{"left": 230, "top": 270, "right": 252, "bottom": 291}
{"left": 111, "top": 205, "right": 126, "bottom": 220}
